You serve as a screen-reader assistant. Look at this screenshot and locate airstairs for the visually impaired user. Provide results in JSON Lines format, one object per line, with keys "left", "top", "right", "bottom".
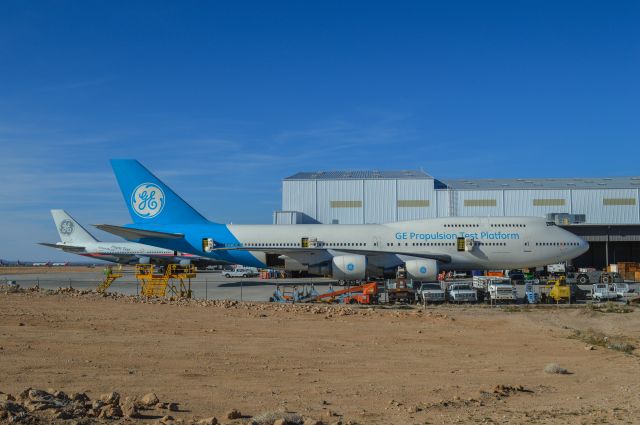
{"left": 135, "top": 264, "right": 196, "bottom": 298}
{"left": 96, "top": 271, "right": 123, "bottom": 294}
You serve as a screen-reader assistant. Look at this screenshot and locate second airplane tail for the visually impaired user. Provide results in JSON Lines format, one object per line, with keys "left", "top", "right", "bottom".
{"left": 51, "top": 210, "right": 99, "bottom": 244}
{"left": 110, "top": 159, "right": 209, "bottom": 225}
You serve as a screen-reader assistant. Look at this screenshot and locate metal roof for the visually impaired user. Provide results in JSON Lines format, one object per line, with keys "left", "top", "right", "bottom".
{"left": 438, "top": 176, "right": 640, "bottom": 190}
{"left": 284, "top": 170, "right": 433, "bottom": 180}
{"left": 284, "top": 171, "right": 640, "bottom": 189}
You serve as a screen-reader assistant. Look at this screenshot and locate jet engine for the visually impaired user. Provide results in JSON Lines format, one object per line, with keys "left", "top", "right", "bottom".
{"left": 137, "top": 256, "right": 151, "bottom": 264}
{"left": 405, "top": 259, "right": 439, "bottom": 281}
{"left": 331, "top": 255, "right": 367, "bottom": 280}
{"left": 308, "top": 254, "right": 367, "bottom": 280}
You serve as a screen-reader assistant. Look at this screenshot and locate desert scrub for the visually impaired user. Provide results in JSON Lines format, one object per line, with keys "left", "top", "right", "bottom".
{"left": 544, "top": 363, "right": 569, "bottom": 374}
{"left": 586, "top": 302, "right": 634, "bottom": 314}
{"left": 570, "top": 328, "right": 636, "bottom": 354}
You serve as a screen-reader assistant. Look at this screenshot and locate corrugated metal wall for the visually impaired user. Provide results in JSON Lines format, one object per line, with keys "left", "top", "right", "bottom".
{"left": 396, "top": 179, "right": 436, "bottom": 221}
{"left": 282, "top": 180, "right": 640, "bottom": 224}
{"left": 364, "top": 180, "right": 396, "bottom": 223}
{"left": 317, "top": 180, "right": 364, "bottom": 224}
{"left": 504, "top": 189, "right": 571, "bottom": 217}
{"left": 282, "top": 180, "right": 316, "bottom": 218}
{"left": 571, "top": 189, "right": 639, "bottom": 224}
{"left": 455, "top": 190, "right": 504, "bottom": 217}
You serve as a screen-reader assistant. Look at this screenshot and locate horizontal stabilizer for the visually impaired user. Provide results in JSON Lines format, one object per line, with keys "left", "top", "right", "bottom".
{"left": 94, "top": 224, "right": 184, "bottom": 241}
{"left": 38, "top": 242, "right": 87, "bottom": 253}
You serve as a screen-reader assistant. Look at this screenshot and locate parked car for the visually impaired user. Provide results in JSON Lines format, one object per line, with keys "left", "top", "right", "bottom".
{"left": 508, "top": 270, "right": 525, "bottom": 285}
{"left": 417, "top": 282, "right": 446, "bottom": 304}
{"left": 224, "top": 268, "right": 259, "bottom": 278}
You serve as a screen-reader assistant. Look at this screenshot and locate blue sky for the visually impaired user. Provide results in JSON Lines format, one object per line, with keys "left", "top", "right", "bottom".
{"left": 1, "top": 1, "right": 639, "bottom": 261}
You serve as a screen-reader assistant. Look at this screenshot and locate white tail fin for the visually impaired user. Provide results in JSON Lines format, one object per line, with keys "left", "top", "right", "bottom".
{"left": 51, "top": 210, "right": 99, "bottom": 244}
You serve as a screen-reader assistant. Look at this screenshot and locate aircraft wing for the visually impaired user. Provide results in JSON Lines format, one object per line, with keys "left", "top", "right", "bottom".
{"left": 94, "top": 224, "right": 184, "bottom": 240}
{"left": 38, "top": 242, "right": 87, "bottom": 253}
{"left": 210, "top": 246, "right": 451, "bottom": 263}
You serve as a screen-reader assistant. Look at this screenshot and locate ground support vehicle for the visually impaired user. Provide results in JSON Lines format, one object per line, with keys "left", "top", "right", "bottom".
{"left": 525, "top": 281, "right": 540, "bottom": 304}
{"left": 270, "top": 285, "right": 317, "bottom": 303}
{"left": 473, "top": 276, "right": 517, "bottom": 304}
{"left": 309, "top": 282, "right": 379, "bottom": 305}
{"left": 613, "top": 283, "right": 634, "bottom": 297}
{"left": 386, "top": 267, "right": 416, "bottom": 304}
{"left": 416, "top": 282, "right": 446, "bottom": 305}
{"left": 508, "top": 270, "right": 526, "bottom": 285}
{"left": 541, "top": 276, "right": 588, "bottom": 304}
{"left": 591, "top": 284, "right": 619, "bottom": 302}
{"left": 573, "top": 269, "right": 623, "bottom": 285}
{"left": 447, "top": 283, "right": 478, "bottom": 303}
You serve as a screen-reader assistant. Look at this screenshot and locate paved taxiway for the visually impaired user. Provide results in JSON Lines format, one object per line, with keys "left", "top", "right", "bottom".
{"left": 2, "top": 268, "right": 637, "bottom": 303}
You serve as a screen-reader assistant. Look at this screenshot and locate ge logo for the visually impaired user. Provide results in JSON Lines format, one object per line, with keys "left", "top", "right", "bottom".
{"left": 347, "top": 263, "right": 355, "bottom": 271}
{"left": 59, "top": 219, "right": 74, "bottom": 235}
{"left": 419, "top": 266, "right": 427, "bottom": 274}
{"left": 131, "top": 183, "right": 165, "bottom": 218}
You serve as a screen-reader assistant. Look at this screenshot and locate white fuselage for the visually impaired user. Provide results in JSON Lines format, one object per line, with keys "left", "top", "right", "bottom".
{"left": 222, "top": 216, "right": 588, "bottom": 270}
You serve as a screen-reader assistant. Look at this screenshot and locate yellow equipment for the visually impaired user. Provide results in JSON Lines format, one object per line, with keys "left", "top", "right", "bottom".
{"left": 135, "top": 264, "right": 196, "bottom": 298}
{"left": 543, "top": 276, "right": 571, "bottom": 303}
{"left": 97, "top": 266, "right": 123, "bottom": 293}
{"left": 97, "top": 272, "right": 123, "bottom": 293}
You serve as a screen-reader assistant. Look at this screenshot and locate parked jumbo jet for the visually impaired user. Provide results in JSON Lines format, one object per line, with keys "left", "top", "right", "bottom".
{"left": 96, "top": 160, "right": 589, "bottom": 281}
{"left": 40, "top": 210, "right": 228, "bottom": 268}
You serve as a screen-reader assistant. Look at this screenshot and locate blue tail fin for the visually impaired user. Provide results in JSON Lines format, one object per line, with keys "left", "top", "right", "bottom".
{"left": 110, "top": 159, "right": 209, "bottom": 225}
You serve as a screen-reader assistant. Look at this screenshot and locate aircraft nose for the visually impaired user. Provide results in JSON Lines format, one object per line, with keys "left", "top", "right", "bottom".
{"left": 575, "top": 236, "right": 589, "bottom": 255}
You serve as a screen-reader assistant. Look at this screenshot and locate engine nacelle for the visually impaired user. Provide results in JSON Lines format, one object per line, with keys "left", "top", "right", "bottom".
{"left": 331, "top": 255, "right": 367, "bottom": 280}
{"left": 137, "top": 256, "right": 151, "bottom": 264}
{"left": 405, "top": 259, "right": 439, "bottom": 281}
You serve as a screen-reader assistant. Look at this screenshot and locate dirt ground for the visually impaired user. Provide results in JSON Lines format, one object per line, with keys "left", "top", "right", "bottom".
{"left": 1, "top": 290, "right": 639, "bottom": 425}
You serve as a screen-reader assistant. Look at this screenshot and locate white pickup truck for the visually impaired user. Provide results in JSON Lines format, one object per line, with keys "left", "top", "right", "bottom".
{"left": 447, "top": 283, "right": 478, "bottom": 303}
{"left": 417, "top": 282, "right": 446, "bottom": 304}
{"left": 224, "top": 268, "right": 259, "bottom": 278}
{"left": 591, "top": 283, "right": 619, "bottom": 302}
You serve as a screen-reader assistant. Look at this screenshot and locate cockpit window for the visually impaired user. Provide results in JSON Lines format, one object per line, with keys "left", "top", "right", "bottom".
{"left": 546, "top": 221, "right": 556, "bottom": 226}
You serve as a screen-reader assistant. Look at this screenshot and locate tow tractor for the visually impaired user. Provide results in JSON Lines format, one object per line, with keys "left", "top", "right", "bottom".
{"left": 386, "top": 267, "right": 416, "bottom": 304}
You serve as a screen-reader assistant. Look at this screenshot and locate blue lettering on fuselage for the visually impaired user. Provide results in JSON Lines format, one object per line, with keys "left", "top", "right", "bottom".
{"left": 396, "top": 231, "right": 521, "bottom": 240}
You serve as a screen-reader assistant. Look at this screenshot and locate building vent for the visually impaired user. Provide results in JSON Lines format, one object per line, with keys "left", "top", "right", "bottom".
{"left": 603, "top": 198, "right": 636, "bottom": 206}
{"left": 397, "top": 200, "right": 430, "bottom": 207}
{"left": 533, "top": 199, "right": 566, "bottom": 206}
{"left": 464, "top": 199, "right": 497, "bottom": 207}
{"left": 330, "top": 200, "right": 363, "bottom": 208}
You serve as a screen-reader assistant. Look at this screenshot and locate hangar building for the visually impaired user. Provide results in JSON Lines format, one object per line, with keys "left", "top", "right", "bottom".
{"left": 275, "top": 170, "right": 640, "bottom": 268}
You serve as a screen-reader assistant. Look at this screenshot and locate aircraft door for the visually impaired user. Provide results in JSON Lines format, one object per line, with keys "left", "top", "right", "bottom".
{"left": 522, "top": 240, "right": 533, "bottom": 253}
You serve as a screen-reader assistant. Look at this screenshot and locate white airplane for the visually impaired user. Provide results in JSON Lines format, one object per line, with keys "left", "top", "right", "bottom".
{"left": 40, "top": 210, "right": 228, "bottom": 267}
{"left": 94, "top": 160, "right": 590, "bottom": 281}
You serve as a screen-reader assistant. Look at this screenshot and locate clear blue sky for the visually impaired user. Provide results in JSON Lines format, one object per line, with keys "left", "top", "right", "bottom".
{"left": 1, "top": 1, "right": 639, "bottom": 260}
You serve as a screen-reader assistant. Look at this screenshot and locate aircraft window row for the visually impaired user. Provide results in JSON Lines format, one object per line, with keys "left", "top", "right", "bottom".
{"left": 244, "top": 243, "right": 300, "bottom": 247}
{"left": 475, "top": 242, "right": 506, "bottom": 246}
{"left": 536, "top": 242, "right": 580, "bottom": 246}
{"left": 490, "top": 223, "right": 526, "bottom": 227}
{"left": 444, "top": 224, "right": 479, "bottom": 228}
{"left": 243, "top": 242, "right": 367, "bottom": 247}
